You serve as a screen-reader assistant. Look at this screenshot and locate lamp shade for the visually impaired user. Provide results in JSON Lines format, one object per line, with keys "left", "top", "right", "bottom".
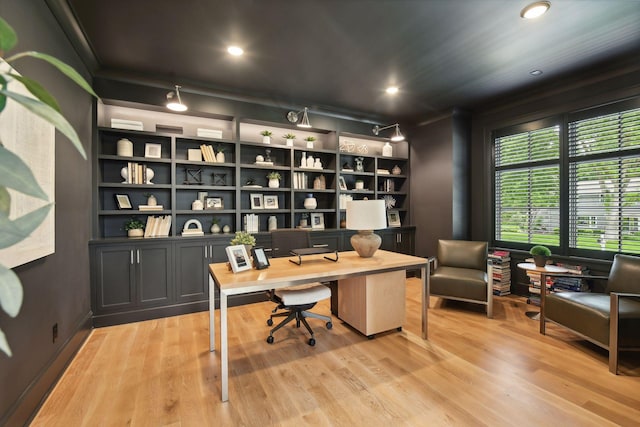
{"left": 346, "top": 200, "right": 387, "bottom": 230}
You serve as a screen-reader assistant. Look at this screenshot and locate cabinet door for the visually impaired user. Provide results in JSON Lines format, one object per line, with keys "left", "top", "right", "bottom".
{"left": 93, "top": 245, "right": 136, "bottom": 313}
{"left": 137, "top": 244, "right": 173, "bottom": 306}
{"left": 175, "top": 241, "right": 209, "bottom": 303}
{"left": 395, "top": 230, "right": 415, "bottom": 255}
{"left": 378, "top": 229, "right": 397, "bottom": 252}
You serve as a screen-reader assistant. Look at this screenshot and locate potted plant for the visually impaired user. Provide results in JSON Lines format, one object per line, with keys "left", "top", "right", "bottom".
{"left": 216, "top": 144, "right": 225, "bottom": 163}
{"left": 283, "top": 133, "right": 296, "bottom": 146}
{"left": 530, "top": 245, "right": 551, "bottom": 267}
{"left": 260, "top": 130, "right": 273, "bottom": 144}
{"left": 267, "top": 171, "right": 281, "bottom": 188}
{"left": 211, "top": 217, "right": 221, "bottom": 233}
{"left": 304, "top": 136, "right": 316, "bottom": 149}
{"left": 125, "top": 217, "right": 145, "bottom": 237}
{"left": 230, "top": 230, "right": 256, "bottom": 254}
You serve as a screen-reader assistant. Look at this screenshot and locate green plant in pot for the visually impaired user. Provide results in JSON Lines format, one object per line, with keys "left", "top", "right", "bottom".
{"left": 0, "top": 16, "right": 98, "bottom": 356}
{"left": 230, "top": 231, "right": 256, "bottom": 254}
{"left": 530, "top": 245, "right": 551, "bottom": 267}
{"left": 125, "top": 217, "right": 145, "bottom": 237}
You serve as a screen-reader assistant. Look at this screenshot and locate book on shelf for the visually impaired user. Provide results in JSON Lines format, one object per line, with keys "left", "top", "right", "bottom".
{"left": 244, "top": 214, "right": 259, "bottom": 234}
{"left": 138, "top": 205, "right": 163, "bottom": 211}
{"left": 144, "top": 215, "right": 171, "bottom": 237}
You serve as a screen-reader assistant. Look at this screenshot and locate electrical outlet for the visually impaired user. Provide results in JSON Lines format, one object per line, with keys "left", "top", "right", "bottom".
{"left": 52, "top": 323, "right": 58, "bottom": 343}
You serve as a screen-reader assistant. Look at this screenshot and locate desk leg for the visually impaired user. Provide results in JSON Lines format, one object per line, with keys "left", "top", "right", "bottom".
{"left": 209, "top": 275, "right": 216, "bottom": 352}
{"left": 421, "top": 266, "right": 428, "bottom": 339}
{"left": 220, "top": 290, "right": 229, "bottom": 402}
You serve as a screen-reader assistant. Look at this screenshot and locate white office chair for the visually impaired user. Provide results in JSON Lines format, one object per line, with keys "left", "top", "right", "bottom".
{"left": 266, "top": 229, "right": 332, "bottom": 346}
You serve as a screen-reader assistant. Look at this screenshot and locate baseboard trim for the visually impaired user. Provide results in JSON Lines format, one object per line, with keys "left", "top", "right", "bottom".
{"left": 1, "top": 311, "right": 92, "bottom": 427}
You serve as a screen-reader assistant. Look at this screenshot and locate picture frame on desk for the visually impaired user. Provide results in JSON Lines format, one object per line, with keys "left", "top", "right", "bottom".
{"left": 225, "top": 245, "right": 251, "bottom": 273}
{"left": 250, "top": 194, "right": 263, "bottom": 209}
{"left": 387, "top": 209, "right": 401, "bottom": 227}
{"left": 310, "top": 212, "right": 325, "bottom": 229}
{"left": 115, "top": 194, "right": 132, "bottom": 209}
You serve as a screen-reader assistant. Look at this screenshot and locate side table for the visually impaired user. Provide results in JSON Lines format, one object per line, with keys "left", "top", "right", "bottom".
{"left": 517, "top": 263, "right": 568, "bottom": 327}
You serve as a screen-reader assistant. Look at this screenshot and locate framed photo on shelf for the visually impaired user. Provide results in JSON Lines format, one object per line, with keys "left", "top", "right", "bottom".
{"left": 225, "top": 245, "right": 251, "bottom": 273}
{"left": 263, "top": 195, "right": 278, "bottom": 209}
{"left": 115, "top": 194, "right": 132, "bottom": 209}
{"left": 206, "top": 197, "right": 223, "bottom": 210}
{"left": 250, "top": 194, "right": 264, "bottom": 209}
{"left": 310, "top": 212, "right": 325, "bottom": 229}
{"left": 387, "top": 209, "right": 401, "bottom": 227}
{"left": 144, "top": 143, "right": 162, "bottom": 158}
{"left": 338, "top": 176, "right": 348, "bottom": 191}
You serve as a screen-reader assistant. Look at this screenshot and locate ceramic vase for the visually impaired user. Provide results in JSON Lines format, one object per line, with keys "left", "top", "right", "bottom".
{"left": 128, "top": 228, "right": 143, "bottom": 237}
{"left": 263, "top": 136, "right": 271, "bottom": 144}
{"left": 222, "top": 225, "right": 231, "bottom": 233}
{"left": 117, "top": 138, "right": 133, "bottom": 157}
{"left": 268, "top": 178, "right": 280, "bottom": 188}
{"left": 304, "top": 194, "right": 317, "bottom": 210}
{"left": 268, "top": 215, "right": 277, "bottom": 231}
{"left": 382, "top": 141, "right": 393, "bottom": 157}
{"left": 286, "top": 138, "right": 294, "bottom": 147}
{"left": 216, "top": 151, "right": 225, "bottom": 162}
{"left": 147, "top": 195, "right": 157, "bottom": 206}
{"left": 211, "top": 223, "right": 221, "bottom": 233}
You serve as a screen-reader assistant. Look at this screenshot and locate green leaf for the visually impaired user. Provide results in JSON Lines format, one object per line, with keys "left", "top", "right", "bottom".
{"left": 8, "top": 72, "right": 62, "bottom": 113}
{"left": 0, "top": 204, "right": 51, "bottom": 249}
{"left": 0, "top": 89, "right": 87, "bottom": 159}
{"left": 0, "top": 16, "right": 18, "bottom": 53}
{"left": 0, "top": 263, "right": 23, "bottom": 317}
{"left": 0, "top": 75, "right": 6, "bottom": 112}
{"left": 0, "top": 145, "right": 49, "bottom": 199}
{"left": 0, "top": 328, "right": 12, "bottom": 357}
{"left": 12, "top": 52, "right": 98, "bottom": 99}
{"left": 0, "top": 186, "right": 10, "bottom": 215}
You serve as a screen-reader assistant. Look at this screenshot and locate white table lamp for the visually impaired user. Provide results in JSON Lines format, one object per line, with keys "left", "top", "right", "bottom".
{"left": 346, "top": 199, "right": 387, "bottom": 257}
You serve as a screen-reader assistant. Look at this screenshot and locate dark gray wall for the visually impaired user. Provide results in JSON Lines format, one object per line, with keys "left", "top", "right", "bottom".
{"left": 0, "top": 1, "right": 93, "bottom": 425}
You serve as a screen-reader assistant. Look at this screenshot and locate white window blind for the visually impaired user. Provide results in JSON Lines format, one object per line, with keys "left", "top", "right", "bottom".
{"left": 569, "top": 107, "right": 640, "bottom": 253}
{"left": 495, "top": 126, "right": 560, "bottom": 245}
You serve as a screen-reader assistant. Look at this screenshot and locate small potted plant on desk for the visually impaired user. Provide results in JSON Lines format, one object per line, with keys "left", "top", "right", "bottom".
{"left": 125, "top": 217, "right": 145, "bottom": 237}
{"left": 230, "top": 230, "right": 256, "bottom": 255}
{"left": 530, "top": 245, "right": 551, "bottom": 267}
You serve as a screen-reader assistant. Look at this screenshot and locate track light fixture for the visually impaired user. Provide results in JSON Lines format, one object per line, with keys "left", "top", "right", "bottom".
{"left": 372, "top": 123, "right": 404, "bottom": 142}
{"left": 286, "top": 107, "right": 312, "bottom": 128}
{"left": 166, "top": 85, "right": 187, "bottom": 112}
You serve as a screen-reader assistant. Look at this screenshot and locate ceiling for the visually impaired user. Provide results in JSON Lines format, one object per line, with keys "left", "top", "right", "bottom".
{"left": 56, "top": 0, "right": 640, "bottom": 122}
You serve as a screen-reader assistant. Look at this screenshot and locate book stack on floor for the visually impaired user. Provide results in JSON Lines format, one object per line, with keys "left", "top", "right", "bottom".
{"left": 553, "top": 262, "right": 590, "bottom": 293}
{"left": 526, "top": 270, "right": 551, "bottom": 306}
{"left": 143, "top": 215, "right": 171, "bottom": 237}
{"left": 489, "top": 250, "right": 511, "bottom": 296}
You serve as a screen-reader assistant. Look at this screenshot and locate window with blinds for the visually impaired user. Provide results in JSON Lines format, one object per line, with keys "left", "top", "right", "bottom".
{"left": 494, "top": 125, "right": 560, "bottom": 246}
{"left": 569, "top": 107, "right": 640, "bottom": 254}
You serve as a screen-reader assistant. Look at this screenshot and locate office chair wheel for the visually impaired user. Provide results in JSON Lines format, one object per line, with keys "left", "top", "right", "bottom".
{"left": 308, "top": 338, "right": 316, "bottom": 346}
{"left": 267, "top": 335, "right": 274, "bottom": 344}
{"left": 326, "top": 322, "right": 333, "bottom": 329}
{"left": 267, "top": 318, "right": 274, "bottom": 326}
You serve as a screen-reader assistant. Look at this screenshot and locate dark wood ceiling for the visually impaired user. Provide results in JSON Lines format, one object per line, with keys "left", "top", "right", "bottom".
{"left": 54, "top": 0, "right": 640, "bottom": 122}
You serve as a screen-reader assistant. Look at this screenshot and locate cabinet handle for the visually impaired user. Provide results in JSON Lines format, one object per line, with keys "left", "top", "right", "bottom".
{"left": 137, "top": 249, "right": 140, "bottom": 264}
{"left": 204, "top": 246, "right": 208, "bottom": 258}
{"left": 130, "top": 250, "right": 134, "bottom": 265}
{"left": 312, "top": 244, "right": 329, "bottom": 248}
{"left": 210, "top": 245, "right": 214, "bottom": 259}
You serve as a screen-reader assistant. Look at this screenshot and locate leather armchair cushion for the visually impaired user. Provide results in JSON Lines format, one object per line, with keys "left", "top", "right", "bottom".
{"left": 546, "top": 292, "right": 640, "bottom": 347}
{"left": 430, "top": 266, "right": 488, "bottom": 302}
{"left": 438, "top": 240, "right": 487, "bottom": 271}
{"left": 606, "top": 253, "right": 640, "bottom": 294}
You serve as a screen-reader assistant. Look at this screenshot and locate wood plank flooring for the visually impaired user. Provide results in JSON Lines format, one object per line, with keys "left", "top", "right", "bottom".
{"left": 32, "top": 278, "right": 640, "bottom": 426}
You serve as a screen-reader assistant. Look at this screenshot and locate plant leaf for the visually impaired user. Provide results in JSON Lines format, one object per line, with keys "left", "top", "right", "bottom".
{"left": 16, "top": 52, "right": 98, "bottom": 99}
{"left": 0, "top": 263, "right": 23, "bottom": 317}
{"left": 0, "top": 74, "right": 6, "bottom": 113}
{"left": 0, "top": 16, "right": 18, "bottom": 53}
{"left": 0, "top": 186, "right": 10, "bottom": 215}
{"left": 0, "top": 89, "right": 87, "bottom": 159}
{"left": 0, "top": 204, "right": 51, "bottom": 249}
{"left": 0, "top": 144, "right": 48, "bottom": 199}
{"left": 8, "top": 72, "right": 62, "bottom": 113}
{"left": 0, "top": 328, "right": 12, "bottom": 357}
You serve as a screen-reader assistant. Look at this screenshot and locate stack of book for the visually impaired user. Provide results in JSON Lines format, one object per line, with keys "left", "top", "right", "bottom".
{"left": 489, "top": 250, "right": 511, "bottom": 296}
{"left": 525, "top": 270, "right": 552, "bottom": 306}
{"left": 143, "top": 215, "right": 171, "bottom": 237}
{"left": 200, "top": 144, "right": 216, "bottom": 162}
{"left": 293, "top": 172, "right": 308, "bottom": 189}
{"left": 138, "top": 204, "right": 163, "bottom": 211}
{"left": 244, "top": 214, "right": 259, "bottom": 233}
{"left": 125, "top": 162, "right": 150, "bottom": 184}
{"left": 554, "top": 262, "right": 590, "bottom": 292}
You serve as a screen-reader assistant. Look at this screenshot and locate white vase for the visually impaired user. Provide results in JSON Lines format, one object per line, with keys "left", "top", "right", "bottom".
{"left": 268, "top": 178, "right": 280, "bottom": 188}
{"left": 306, "top": 155, "right": 314, "bottom": 168}
{"left": 382, "top": 141, "right": 393, "bottom": 157}
{"left": 222, "top": 225, "right": 231, "bottom": 233}
{"left": 147, "top": 195, "right": 157, "bottom": 206}
{"left": 286, "top": 138, "right": 294, "bottom": 147}
{"left": 268, "top": 215, "right": 277, "bottom": 231}
{"left": 216, "top": 151, "right": 225, "bottom": 162}
{"left": 211, "top": 223, "right": 221, "bottom": 233}
{"left": 300, "top": 152, "right": 307, "bottom": 168}
{"left": 263, "top": 136, "right": 271, "bottom": 144}
{"left": 192, "top": 199, "right": 203, "bottom": 210}
{"left": 306, "top": 140, "right": 314, "bottom": 149}
{"left": 117, "top": 138, "right": 133, "bottom": 157}
{"left": 304, "top": 194, "right": 317, "bottom": 210}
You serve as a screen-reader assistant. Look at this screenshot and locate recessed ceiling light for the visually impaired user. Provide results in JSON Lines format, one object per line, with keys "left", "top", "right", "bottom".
{"left": 386, "top": 86, "right": 399, "bottom": 94}
{"left": 530, "top": 69, "right": 543, "bottom": 76}
{"left": 227, "top": 46, "right": 244, "bottom": 56}
{"left": 520, "top": 1, "right": 551, "bottom": 19}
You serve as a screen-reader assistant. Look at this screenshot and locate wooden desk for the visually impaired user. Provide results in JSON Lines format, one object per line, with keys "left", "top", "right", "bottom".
{"left": 208, "top": 249, "right": 428, "bottom": 402}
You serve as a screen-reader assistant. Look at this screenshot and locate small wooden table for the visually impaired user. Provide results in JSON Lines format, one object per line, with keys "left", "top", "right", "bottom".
{"left": 517, "top": 263, "right": 568, "bottom": 328}
{"left": 208, "top": 250, "right": 428, "bottom": 402}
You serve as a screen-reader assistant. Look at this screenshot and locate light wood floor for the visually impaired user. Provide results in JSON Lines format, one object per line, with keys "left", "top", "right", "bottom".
{"left": 32, "top": 278, "right": 640, "bottom": 426}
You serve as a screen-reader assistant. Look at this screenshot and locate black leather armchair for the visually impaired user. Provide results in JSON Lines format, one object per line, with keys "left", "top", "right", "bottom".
{"left": 427, "top": 240, "right": 493, "bottom": 318}
{"left": 541, "top": 253, "right": 640, "bottom": 374}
